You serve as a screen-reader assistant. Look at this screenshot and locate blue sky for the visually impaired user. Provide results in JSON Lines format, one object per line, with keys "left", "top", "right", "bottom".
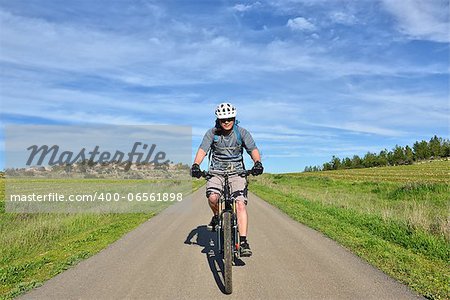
{"left": 0, "top": 0, "right": 449, "bottom": 173}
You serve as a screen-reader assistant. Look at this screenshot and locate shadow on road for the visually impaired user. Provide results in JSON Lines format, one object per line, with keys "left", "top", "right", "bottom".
{"left": 185, "top": 225, "right": 245, "bottom": 294}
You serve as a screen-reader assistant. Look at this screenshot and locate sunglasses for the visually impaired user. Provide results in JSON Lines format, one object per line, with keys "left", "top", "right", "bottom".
{"left": 220, "top": 118, "right": 235, "bottom": 123}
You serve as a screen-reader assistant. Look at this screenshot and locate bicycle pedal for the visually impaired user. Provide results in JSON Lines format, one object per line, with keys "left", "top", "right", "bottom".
{"left": 240, "top": 250, "right": 252, "bottom": 257}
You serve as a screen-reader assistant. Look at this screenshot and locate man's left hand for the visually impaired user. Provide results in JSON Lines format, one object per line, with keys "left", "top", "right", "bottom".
{"left": 251, "top": 161, "right": 264, "bottom": 176}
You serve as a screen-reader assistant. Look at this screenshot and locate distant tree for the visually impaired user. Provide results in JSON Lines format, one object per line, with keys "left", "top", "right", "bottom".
{"left": 323, "top": 162, "right": 332, "bottom": 171}
{"left": 64, "top": 164, "right": 72, "bottom": 173}
{"left": 392, "top": 145, "right": 406, "bottom": 165}
{"left": 441, "top": 139, "right": 450, "bottom": 157}
{"left": 363, "top": 152, "right": 377, "bottom": 168}
{"left": 342, "top": 157, "right": 352, "bottom": 169}
{"left": 331, "top": 156, "right": 341, "bottom": 170}
{"left": 404, "top": 145, "right": 414, "bottom": 164}
{"left": 351, "top": 155, "right": 363, "bottom": 168}
{"left": 429, "top": 135, "right": 442, "bottom": 158}
{"left": 307, "top": 135, "right": 447, "bottom": 172}
{"left": 87, "top": 159, "right": 96, "bottom": 167}
{"left": 413, "top": 140, "right": 430, "bottom": 160}
{"left": 387, "top": 150, "right": 395, "bottom": 166}
{"left": 79, "top": 163, "right": 87, "bottom": 173}
{"left": 378, "top": 149, "right": 388, "bottom": 166}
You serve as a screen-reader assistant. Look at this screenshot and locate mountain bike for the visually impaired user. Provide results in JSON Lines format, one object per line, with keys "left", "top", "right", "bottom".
{"left": 202, "top": 169, "right": 252, "bottom": 295}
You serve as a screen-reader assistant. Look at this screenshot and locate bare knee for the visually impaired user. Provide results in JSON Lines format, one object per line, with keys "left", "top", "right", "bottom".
{"left": 236, "top": 200, "right": 247, "bottom": 213}
{"left": 208, "top": 193, "right": 219, "bottom": 204}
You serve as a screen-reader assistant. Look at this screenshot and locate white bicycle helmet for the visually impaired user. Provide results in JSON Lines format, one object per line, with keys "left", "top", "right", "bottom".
{"left": 215, "top": 102, "right": 237, "bottom": 119}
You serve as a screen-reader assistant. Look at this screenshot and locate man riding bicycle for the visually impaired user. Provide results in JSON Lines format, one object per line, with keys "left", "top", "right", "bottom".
{"left": 191, "top": 102, "right": 263, "bottom": 257}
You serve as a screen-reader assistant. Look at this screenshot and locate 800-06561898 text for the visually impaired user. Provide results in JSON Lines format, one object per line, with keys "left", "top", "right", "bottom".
{"left": 9, "top": 192, "right": 184, "bottom": 202}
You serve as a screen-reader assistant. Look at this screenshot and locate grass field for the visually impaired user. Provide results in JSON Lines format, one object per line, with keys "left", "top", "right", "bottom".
{"left": 1, "top": 162, "right": 448, "bottom": 299}
{"left": 250, "top": 160, "right": 449, "bottom": 299}
{"left": 0, "top": 179, "right": 205, "bottom": 300}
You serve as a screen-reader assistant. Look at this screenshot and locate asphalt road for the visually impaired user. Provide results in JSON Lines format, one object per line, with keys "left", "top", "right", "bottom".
{"left": 21, "top": 187, "right": 422, "bottom": 299}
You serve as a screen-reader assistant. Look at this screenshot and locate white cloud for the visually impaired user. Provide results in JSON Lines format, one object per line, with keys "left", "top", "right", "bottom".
{"left": 263, "top": 152, "right": 303, "bottom": 158}
{"left": 1, "top": 3, "right": 447, "bottom": 169}
{"left": 232, "top": 2, "right": 261, "bottom": 12}
{"left": 381, "top": 0, "right": 450, "bottom": 43}
{"left": 349, "top": 89, "right": 449, "bottom": 127}
{"left": 314, "top": 145, "right": 383, "bottom": 156}
{"left": 329, "top": 11, "right": 357, "bottom": 25}
{"left": 1, "top": 7, "right": 445, "bottom": 92}
{"left": 0, "top": 10, "right": 151, "bottom": 71}
{"left": 310, "top": 122, "right": 405, "bottom": 137}
{"left": 286, "top": 17, "right": 316, "bottom": 31}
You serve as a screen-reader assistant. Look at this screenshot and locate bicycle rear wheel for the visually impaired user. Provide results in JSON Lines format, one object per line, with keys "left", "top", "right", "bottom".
{"left": 223, "top": 211, "right": 233, "bottom": 294}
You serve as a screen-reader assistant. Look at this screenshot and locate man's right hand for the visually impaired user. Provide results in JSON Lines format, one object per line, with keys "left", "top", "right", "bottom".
{"left": 190, "top": 163, "right": 202, "bottom": 178}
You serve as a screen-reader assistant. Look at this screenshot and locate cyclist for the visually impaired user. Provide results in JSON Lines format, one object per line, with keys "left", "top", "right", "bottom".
{"left": 191, "top": 102, "right": 263, "bottom": 257}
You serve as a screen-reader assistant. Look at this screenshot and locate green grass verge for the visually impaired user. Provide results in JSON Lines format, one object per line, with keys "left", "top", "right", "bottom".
{"left": 0, "top": 179, "right": 205, "bottom": 300}
{"left": 250, "top": 161, "right": 449, "bottom": 299}
{"left": 294, "top": 160, "right": 449, "bottom": 183}
{"left": 0, "top": 212, "right": 157, "bottom": 299}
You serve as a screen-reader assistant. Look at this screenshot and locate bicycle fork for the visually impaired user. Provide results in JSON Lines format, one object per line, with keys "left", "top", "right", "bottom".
{"left": 232, "top": 213, "right": 240, "bottom": 254}
{"left": 217, "top": 210, "right": 239, "bottom": 257}
{"left": 217, "top": 218, "right": 222, "bottom": 253}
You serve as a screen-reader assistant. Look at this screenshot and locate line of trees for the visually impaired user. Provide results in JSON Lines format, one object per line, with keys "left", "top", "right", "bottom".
{"left": 304, "top": 135, "right": 450, "bottom": 172}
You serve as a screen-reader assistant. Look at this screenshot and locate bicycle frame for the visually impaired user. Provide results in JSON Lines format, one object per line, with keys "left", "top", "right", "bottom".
{"left": 202, "top": 169, "right": 251, "bottom": 294}
{"left": 217, "top": 172, "right": 237, "bottom": 256}
{"left": 202, "top": 170, "right": 251, "bottom": 257}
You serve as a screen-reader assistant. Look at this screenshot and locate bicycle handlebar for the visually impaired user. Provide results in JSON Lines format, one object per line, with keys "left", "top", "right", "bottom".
{"left": 201, "top": 169, "right": 252, "bottom": 179}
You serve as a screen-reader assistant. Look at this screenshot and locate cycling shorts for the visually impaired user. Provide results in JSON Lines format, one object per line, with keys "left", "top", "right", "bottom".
{"left": 206, "top": 173, "right": 248, "bottom": 204}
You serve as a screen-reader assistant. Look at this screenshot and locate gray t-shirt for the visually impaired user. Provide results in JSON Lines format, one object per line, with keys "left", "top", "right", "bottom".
{"left": 199, "top": 125, "right": 257, "bottom": 171}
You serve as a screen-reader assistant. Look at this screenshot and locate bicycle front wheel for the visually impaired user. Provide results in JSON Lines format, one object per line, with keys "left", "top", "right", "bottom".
{"left": 223, "top": 211, "right": 233, "bottom": 294}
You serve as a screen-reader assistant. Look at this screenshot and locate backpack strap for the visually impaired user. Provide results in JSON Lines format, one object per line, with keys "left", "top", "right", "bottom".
{"left": 208, "top": 131, "right": 218, "bottom": 167}
{"left": 233, "top": 121, "right": 242, "bottom": 147}
{"left": 233, "top": 122, "right": 245, "bottom": 169}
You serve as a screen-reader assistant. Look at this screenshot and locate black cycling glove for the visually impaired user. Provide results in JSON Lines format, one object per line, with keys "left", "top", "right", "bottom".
{"left": 251, "top": 161, "right": 264, "bottom": 176}
{"left": 190, "top": 163, "right": 202, "bottom": 178}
